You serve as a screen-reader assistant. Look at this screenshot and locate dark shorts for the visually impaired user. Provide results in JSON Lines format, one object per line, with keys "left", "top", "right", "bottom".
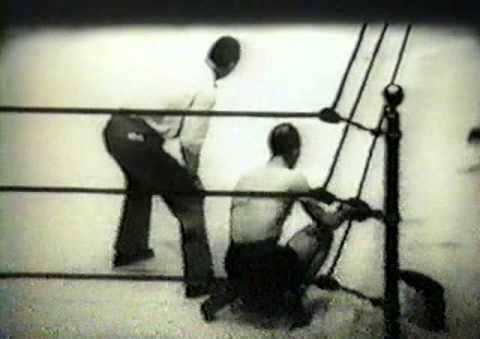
{"left": 225, "top": 239, "right": 304, "bottom": 297}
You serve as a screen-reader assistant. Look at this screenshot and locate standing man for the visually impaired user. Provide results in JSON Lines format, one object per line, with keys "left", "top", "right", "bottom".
{"left": 201, "top": 122, "right": 375, "bottom": 326}
{"left": 103, "top": 36, "right": 241, "bottom": 298}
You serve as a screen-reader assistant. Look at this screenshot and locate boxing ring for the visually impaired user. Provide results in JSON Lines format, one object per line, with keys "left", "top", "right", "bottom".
{"left": 0, "top": 23, "right": 411, "bottom": 339}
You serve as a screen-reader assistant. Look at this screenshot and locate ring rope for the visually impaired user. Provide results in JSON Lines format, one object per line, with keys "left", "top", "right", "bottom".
{"left": 0, "top": 271, "right": 226, "bottom": 283}
{"left": 0, "top": 106, "right": 321, "bottom": 118}
{"left": 0, "top": 26, "right": 409, "bottom": 283}
{"left": 326, "top": 109, "right": 387, "bottom": 276}
{"left": 0, "top": 272, "right": 183, "bottom": 281}
{"left": 0, "top": 25, "right": 373, "bottom": 200}
{"left": 331, "top": 23, "right": 368, "bottom": 110}
{"left": 389, "top": 25, "right": 412, "bottom": 85}
{"left": 0, "top": 186, "right": 345, "bottom": 200}
{"left": 326, "top": 24, "right": 413, "bottom": 277}
{"left": 323, "top": 23, "right": 389, "bottom": 188}
{"left": 0, "top": 25, "right": 369, "bottom": 119}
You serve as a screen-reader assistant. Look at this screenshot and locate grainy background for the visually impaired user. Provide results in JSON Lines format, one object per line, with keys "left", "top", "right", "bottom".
{"left": 0, "top": 23, "right": 479, "bottom": 337}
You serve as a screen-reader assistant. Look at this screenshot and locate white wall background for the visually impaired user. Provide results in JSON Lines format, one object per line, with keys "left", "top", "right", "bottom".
{"left": 0, "top": 23, "right": 479, "bottom": 337}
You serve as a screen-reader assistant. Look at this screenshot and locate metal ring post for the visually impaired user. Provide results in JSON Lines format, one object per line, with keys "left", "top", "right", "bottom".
{"left": 383, "top": 83, "right": 403, "bottom": 339}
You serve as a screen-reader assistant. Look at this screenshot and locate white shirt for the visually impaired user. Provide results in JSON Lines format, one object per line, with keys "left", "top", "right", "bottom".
{"left": 123, "top": 61, "right": 216, "bottom": 167}
{"left": 141, "top": 82, "right": 216, "bottom": 157}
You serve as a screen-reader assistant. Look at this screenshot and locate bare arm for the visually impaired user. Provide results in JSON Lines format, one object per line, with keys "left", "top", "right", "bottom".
{"left": 290, "top": 174, "right": 344, "bottom": 230}
{"left": 299, "top": 197, "right": 355, "bottom": 231}
{"left": 291, "top": 175, "right": 366, "bottom": 231}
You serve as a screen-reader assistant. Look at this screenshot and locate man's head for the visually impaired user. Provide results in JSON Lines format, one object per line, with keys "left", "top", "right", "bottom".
{"left": 268, "top": 123, "right": 301, "bottom": 168}
{"left": 207, "top": 36, "right": 240, "bottom": 81}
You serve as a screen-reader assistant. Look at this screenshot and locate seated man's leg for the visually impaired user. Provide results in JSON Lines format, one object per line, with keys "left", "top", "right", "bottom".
{"left": 287, "top": 224, "right": 334, "bottom": 287}
{"left": 200, "top": 243, "right": 244, "bottom": 321}
{"left": 200, "top": 280, "right": 239, "bottom": 322}
{"left": 276, "top": 226, "right": 334, "bottom": 330}
{"left": 226, "top": 242, "right": 301, "bottom": 312}
{"left": 224, "top": 242, "right": 275, "bottom": 303}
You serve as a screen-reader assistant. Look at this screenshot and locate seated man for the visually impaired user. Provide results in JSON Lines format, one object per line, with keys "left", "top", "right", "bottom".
{"left": 201, "top": 122, "right": 375, "bottom": 327}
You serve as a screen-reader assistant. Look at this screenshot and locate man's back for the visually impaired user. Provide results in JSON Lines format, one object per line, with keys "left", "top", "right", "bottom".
{"left": 230, "top": 164, "right": 309, "bottom": 243}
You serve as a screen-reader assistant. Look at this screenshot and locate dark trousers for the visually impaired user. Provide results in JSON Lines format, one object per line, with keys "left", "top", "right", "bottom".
{"left": 201, "top": 240, "right": 304, "bottom": 319}
{"left": 103, "top": 115, "right": 213, "bottom": 283}
{"left": 225, "top": 240, "right": 304, "bottom": 300}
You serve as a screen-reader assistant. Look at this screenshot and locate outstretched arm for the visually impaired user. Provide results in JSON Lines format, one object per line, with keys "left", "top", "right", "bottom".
{"left": 290, "top": 174, "right": 347, "bottom": 230}
{"left": 291, "top": 175, "right": 373, "bottom": 230}
{"left": 299, "top": 197, "right": 359, "bottom": 231}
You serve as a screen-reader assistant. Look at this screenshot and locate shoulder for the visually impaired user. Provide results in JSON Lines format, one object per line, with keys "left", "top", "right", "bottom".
{"left": 191, "top": 87, "right": 216, "bottom": 110}
{"left": 237, "top": 166, "right": 264, "bottom": 182}
{"left": 234, "top": 166, "right": 273, "bottom": 188}
{"left": 287, "top": 170, "right": 310, "bottom": 192}
{"left": 190, "top": 68, "right": 216, "bottom": 110}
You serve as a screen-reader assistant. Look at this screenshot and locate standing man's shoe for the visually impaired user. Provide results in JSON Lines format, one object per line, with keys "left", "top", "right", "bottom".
{"left": 113, "top": 248, "right": 155, "bottom": 267}
{"left": 200, "top": 301, "right": 216, "bottom": 322}
{"left": 185, "top": 282, "right": 213, "bottom": 298}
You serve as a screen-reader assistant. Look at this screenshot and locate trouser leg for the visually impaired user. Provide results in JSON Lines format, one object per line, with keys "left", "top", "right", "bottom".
{"left": 114, "top": 178, "right": 152, "bottom": 254}
{"left": 164, "top": 194, "right": 213, "bottom": 284}
{"left": 103, "top": 116, "right": 213, "bottom": 280}
{"left": 103, "top": 116, "right": 158, "bottom": 257}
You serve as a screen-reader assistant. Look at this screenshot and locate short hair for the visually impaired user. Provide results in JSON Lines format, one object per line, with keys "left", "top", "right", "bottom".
{"left": 268, "top": 123, "right": 301, "bottom": 156}
{"left": 208, "top": 36, "right": 240, "bottom": 67}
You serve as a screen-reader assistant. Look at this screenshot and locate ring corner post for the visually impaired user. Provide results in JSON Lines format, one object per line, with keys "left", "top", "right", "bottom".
{"left": 383, "top": 83, "right": 403, "bottom": 339}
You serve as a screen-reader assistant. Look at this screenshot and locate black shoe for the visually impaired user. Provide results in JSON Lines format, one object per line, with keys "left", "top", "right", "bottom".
{"left": 289, "top": 306, "right": 312, "bottom": 331}
{"left": 113, "top": 248, "right": 155, "bottom": 267}
{"left": 185, "top": 282, "right": 213, "bottom": 299}
{"left": 200, "top": 301, "right": 216, "bottom": 322}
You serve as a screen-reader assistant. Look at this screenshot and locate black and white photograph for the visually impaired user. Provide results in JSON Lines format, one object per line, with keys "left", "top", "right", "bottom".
{"left": 0, "top": 2, "right": 479, "bottom": 338}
